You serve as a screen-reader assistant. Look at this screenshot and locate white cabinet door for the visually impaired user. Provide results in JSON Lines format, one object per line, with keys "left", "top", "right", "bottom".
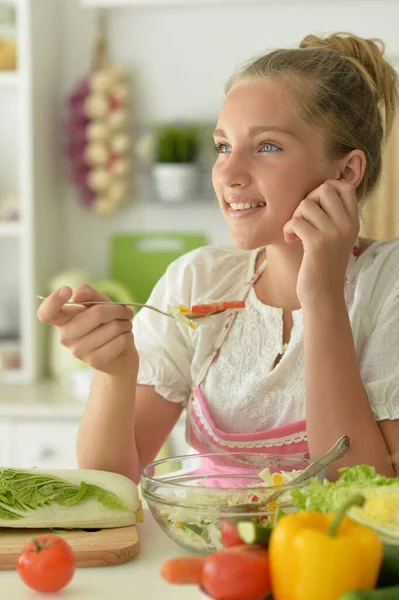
{"left": 10, "top": 419, "right": 79, "bottom": 469}
{"left": 0, "top": 422, "right": 11, "bottom": 465}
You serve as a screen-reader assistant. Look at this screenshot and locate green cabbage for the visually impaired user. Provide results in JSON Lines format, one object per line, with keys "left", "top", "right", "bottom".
{"left": 0, "top": 467, "right": 142, "bottom": 528}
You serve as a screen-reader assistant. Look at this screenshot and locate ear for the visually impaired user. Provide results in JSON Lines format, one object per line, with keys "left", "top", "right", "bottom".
{"left": 337, "top": 149, "right": 366, "bottom": 188}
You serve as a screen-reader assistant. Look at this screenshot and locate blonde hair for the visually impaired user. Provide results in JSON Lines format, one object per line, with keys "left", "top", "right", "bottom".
{"left": 226, "top": 32, "right": 399, "bottom": 204}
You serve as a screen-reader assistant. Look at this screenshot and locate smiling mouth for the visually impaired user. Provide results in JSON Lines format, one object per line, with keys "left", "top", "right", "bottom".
{"left": 229, "top": 202, "right": 266, "bottom": 211}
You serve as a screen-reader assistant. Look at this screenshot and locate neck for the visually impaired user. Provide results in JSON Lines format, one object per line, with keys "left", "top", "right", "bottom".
{"left": 255, "top": 241, "right": 303, "bottom": 311}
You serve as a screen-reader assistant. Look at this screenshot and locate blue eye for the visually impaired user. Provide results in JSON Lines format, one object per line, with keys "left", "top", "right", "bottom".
{"left": 260, "top": 142, "right": 280, "bottom": 153}
{"left": 214, "top": 143, "right": 231, "bottom": 154}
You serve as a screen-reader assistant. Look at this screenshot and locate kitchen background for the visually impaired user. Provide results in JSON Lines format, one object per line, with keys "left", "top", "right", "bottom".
{"left": 0, "top": 0, "right": 398, "bottom": 470}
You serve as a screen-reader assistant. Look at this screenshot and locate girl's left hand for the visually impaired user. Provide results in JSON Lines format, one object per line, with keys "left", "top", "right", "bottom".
{"left": 283, "top": 180, "right": 360, "bottom": 309}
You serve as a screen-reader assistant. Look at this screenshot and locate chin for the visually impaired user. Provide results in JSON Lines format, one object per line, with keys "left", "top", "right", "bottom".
{"left": 229, "top": 232, "right": 267, "bottom": 251}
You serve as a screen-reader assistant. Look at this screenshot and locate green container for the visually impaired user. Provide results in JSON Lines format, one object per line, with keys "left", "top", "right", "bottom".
{"left": 110, "top": 232, "right": 207, "bottom": 305}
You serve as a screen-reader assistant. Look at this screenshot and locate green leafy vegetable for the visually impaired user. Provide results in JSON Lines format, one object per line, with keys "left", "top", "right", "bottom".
{"left": 0, "top": 467, "right": 141, "bottom": 529}
{"left": 291, "top": 465, "right": 399, "bottom": 543}
{"left": 183, "top": 523, "right": 204, "bottom": 536}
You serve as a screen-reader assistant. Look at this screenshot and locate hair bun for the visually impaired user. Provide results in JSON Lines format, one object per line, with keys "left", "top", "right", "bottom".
{"left": 300, "top": 32, "right": 398, "bottom": 132}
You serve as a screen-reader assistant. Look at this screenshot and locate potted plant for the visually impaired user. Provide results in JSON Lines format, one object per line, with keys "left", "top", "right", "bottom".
{"left": 153, "top": 122, "right": 200, "bottom": 203}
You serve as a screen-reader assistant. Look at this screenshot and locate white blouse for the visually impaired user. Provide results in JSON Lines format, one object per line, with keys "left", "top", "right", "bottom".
{"left": 133, "top": 239, "right": 399, "bottom": 434}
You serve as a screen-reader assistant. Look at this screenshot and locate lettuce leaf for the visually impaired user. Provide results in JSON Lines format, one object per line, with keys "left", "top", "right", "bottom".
{"left": 292, "top": 464, "right": 399, "bottom": 513}
{"left": 291, "top": 464, "right": 399, "bottom": 542}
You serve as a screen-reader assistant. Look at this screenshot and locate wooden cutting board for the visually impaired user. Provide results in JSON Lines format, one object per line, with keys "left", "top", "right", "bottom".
{"left": 0, "top": 525, "right": 140, "bottom": 570}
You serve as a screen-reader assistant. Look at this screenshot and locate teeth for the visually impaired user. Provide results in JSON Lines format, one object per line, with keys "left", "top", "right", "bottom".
{"left": 230, "top": 202, "right": 265, "bottom": 210}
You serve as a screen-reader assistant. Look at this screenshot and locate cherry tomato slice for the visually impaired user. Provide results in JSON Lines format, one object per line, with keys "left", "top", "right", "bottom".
{"left": 191, "top": 301, "right": 246, "bottom": 315}
{"left": 221, "top": 521, "right": 245, "bottom": 548}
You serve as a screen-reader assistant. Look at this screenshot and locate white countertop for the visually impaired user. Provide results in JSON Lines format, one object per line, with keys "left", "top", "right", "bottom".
{"left": 0, "top": 380, "right": 85, "bottom": 419}
{"left": 0, "top": 508, "right": 201, "bottom": 600}
{"left": 0, "top": 378, "right": 187, "bottom": 424}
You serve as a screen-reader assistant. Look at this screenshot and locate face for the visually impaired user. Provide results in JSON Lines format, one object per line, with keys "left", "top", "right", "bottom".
{"left": 212, "top": 77, "right": 339, "bottom": 250}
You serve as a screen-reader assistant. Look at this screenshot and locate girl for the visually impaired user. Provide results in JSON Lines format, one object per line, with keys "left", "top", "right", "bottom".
{"left": 38, "top": 32, "right": 399, "bottom": 482}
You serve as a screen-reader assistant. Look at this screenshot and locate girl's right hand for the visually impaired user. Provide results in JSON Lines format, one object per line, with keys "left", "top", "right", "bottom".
{"left": 37, "top": 284, "right": 138, "bottom": 376}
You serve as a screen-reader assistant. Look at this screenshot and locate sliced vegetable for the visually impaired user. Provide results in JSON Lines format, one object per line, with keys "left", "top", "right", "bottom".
{"left": 167, "top": 304, "right": 197, "bottom": 329}
{"left": 17, "top": 535, "right": 75, "bottom": 593}
{"left": 237, "top": 521, "right": 273, "bottom": 546}
{"left": 161, "top": 557, "right": 205, "bottom": 585}
{"left": 191, "top": 301, "right": 246, "bottom": 315}
{"left": 0, "top": 467, "right": 141, "bottom": 528}
{"left": 150, "top": 467, "right": 302, "bottom": 553}
{"left": 221, "top": 521, "right": 245, "bottom": 548}
{"left": 338, "top": 587, "right": 399, "bottom": 600}
{"left": 183, "top": 523, "right": 204, "bottom": 536}
{"left": 202, "top": 549, "right": 271, "bottom": 600}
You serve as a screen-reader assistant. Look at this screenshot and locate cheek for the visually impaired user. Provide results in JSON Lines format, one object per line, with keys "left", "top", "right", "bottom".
{"left": 259, "top": 170, "right": 302, "bottom": 216}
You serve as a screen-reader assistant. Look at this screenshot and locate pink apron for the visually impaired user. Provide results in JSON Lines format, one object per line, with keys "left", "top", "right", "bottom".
{"left": 185, "top": 258, "right": 309, "bottom": 464}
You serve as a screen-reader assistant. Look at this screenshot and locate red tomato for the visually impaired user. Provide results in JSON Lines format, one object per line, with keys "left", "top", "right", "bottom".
{"left": 221, "top": 521, "right": 245, "bottom": 548}
{"left": 225, "top": 545, "right": 269, "bottom": 560}
{"left": 203, "top": 550, "right": 271, "bottom": 600}
{"left": 17, "top": 535, "right": 75, "bottom": 593}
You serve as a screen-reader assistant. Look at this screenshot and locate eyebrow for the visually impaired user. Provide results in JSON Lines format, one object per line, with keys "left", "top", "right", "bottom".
{"left": 213, "top": 126, "right": 299, "bottom": 139}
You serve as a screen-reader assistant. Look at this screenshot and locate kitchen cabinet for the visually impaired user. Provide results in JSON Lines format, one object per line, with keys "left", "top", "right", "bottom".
{"left": 0, "top": 380, "right": 191, "bottom": 468}
{"left": 10, "top": 419, "right": 79, "bottom": 469}
{"left": 0, "top": 422, "right": 11, "bottom": 465}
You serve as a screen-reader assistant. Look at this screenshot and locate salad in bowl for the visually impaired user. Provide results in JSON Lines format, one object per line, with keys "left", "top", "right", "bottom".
{"left": 141, "top": 452, "right": 325, "bottom": 554}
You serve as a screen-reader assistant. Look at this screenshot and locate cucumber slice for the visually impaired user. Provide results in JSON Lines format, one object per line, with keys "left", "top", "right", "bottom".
{"left": 237, "top": 522, "right": 273, "bottom": 546}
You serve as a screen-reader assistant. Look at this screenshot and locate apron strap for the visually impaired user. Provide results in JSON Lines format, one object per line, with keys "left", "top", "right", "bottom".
{"left": 195, "top": 256, "right": 267, "bottom": 387}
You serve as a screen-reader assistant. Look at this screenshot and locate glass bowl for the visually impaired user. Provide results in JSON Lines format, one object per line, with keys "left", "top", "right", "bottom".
{"left": 141, "top": 452, "right": 325, "bottom": 554}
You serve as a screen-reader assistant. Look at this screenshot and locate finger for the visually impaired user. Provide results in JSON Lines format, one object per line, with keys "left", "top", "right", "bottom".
{"left": 66, "top": 319, "right": 133, "bottom": 360}
{"left": 72, "top": 284, "right": 111, "bottom": 304}
{"left": 324, "top": 180, "right": 358, "bottom": 219}
{"left": 37, "top": 287, "right": 85, "bottom": 327}
{"left": 284, "top": 216, "right": 318, "bottom": 245}
{"left": 303, "top": 184, "right": 348, "bottom": 229}
{"left": 60, "top": 303, "right": 134, "bottom": 342}
{"left": 84, "top": 331, "right": 134, "bottom": 371}
{"left": 295, "top": 198, "right": 336, "bottom": 234}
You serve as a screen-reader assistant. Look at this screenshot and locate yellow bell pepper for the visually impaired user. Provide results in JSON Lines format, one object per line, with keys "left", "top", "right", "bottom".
{"left": 269, "top": 494, "right": 383, "bottom": 600}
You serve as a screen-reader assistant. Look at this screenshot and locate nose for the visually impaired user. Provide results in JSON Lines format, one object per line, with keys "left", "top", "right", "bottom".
{"left": 217, "top": 152, "right": 252, "bottom": 188}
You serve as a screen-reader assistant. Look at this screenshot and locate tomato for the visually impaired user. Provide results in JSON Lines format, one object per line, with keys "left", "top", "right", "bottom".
{"left": 191, "top": 301, "right": 246, "bottom": 315}
{"left": 221, "top": 521, "right": 245, "bottom": 548}
{"left": 202, "top": 550, "right": 271, "bottom": 600}
{"left": 17, "top": 535, "right": 75, "bottom": 593}
{"left": 225, "top": 545, "right": 269, "bottom": 560}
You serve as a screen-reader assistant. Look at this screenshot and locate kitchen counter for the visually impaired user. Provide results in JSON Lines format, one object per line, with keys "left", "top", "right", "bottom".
{"left": 0, "top": 379, "right": 85, "bottom": 418}
{"left": 0, "top": 508, "right": 199, "bottom": 600}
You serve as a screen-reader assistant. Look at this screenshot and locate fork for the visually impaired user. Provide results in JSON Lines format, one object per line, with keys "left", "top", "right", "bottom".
{"left": 36, "top": 297, "right": 231, "bottom": 321}
{"left": 223, "top": 435, "right": 350, "bottom": 513}
{"left": 264, "top": 434, "right": 350, "bottom": 504}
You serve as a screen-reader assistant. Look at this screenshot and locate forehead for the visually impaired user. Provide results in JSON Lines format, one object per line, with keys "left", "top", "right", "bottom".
{"left": 217, "top": 78, "right": 312, "bottom": 139}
